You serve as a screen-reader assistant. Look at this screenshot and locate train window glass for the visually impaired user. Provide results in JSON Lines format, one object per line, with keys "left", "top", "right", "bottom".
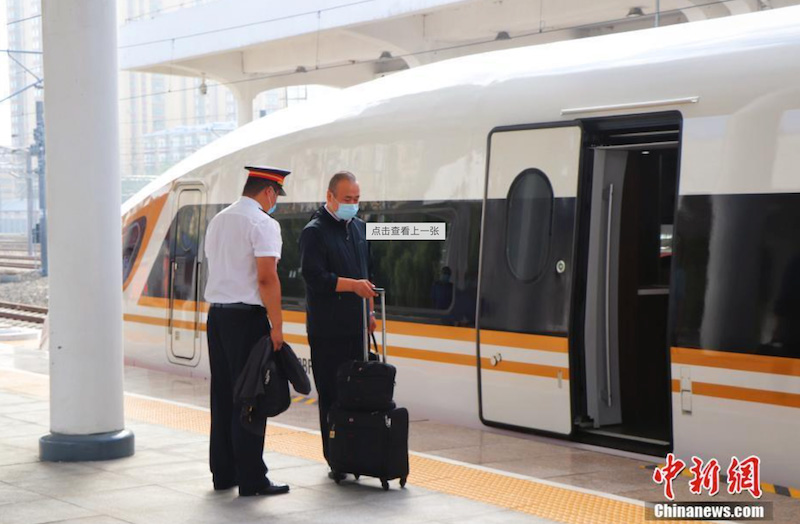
{"left": 143, "top": 233, "right": 171, "bottom": 299}
{"left": 171, "top": 205, "right": 203, "bottom": 302}
{"left": 505, "top": 169, "right": 553, "bottom": 282}
{"left": 122, "top": 217, "right": 146, "bottom": 283}
{"left": 274, "top": 202, "right": 479, "bottom": 325}
{"left": 143, "top": 204, "right": 225, "bottom": 300}
{"left": 274, "top": 214, "right": 311, "bottom": 303}
{"left": 364, "top": 208, "right": 455, "bottom": 311}
{"left": 197, "top": 204, "right": 226, "bottom": 300}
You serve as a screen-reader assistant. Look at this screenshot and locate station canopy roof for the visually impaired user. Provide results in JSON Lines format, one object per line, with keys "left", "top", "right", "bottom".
{"left": 119, "top": 0, "right": 792, "bottom": 96}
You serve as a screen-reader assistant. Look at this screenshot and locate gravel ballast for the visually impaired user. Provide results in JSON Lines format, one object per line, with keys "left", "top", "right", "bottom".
{"left": 0, "top": 271, "right": 49, "bottom": 307}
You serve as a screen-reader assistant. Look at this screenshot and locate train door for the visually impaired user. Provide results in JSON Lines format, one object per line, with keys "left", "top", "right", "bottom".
{"left": 168, "top": 186, "right": 206, "bottom": 363}
{"left": 574, "top": 114, "right": 680, "bottom": 454}
{"left": 477, "top": 124, "right": 582, "bottom": 435}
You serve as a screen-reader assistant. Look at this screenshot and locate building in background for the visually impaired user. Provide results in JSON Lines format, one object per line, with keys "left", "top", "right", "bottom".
{"left": 5, "top": 0, "right": 42, "bottom": 153}
{"left": 3, "top": 0, "right": 320, "bottom": 208}
{"left": 118, "top": 66, "right": 237, "bottom": 200}
{"left": 0, "top": 145, "right": 37, "bottom": 236}
{"left": 117, "top": 2, "right": 331, "bottom": 201}
{"left": 118, "top": 0, "right": 237, "bottom": 201}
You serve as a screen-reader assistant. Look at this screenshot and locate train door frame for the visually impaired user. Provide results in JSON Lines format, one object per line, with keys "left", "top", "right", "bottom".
{"left": 166, "top": 183, "right": 207, "bottom": 367}
{"left": 569, "top": 112, "right": 682, "bottom": 456}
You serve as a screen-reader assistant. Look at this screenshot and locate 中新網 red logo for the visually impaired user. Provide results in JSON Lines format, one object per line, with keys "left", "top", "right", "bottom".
{"left": 653, "top": 455, "right": 762, "bottom": 500}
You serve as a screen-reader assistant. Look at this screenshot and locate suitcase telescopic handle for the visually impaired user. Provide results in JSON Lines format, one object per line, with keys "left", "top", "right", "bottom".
{"left": 363, "top": 287, "right": 387, "bottom": 362}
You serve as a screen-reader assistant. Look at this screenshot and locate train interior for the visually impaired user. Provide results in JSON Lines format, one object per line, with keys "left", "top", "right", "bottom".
{"left": 573, "top": 114, "right": 680, "bottom": 456}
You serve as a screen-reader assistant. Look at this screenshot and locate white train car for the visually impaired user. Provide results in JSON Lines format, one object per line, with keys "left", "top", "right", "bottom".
{"left": 121, "top": 8, "right": 800, "bottom": 486}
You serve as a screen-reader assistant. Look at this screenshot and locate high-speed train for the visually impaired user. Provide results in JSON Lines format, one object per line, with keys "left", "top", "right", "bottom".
{"left": 121, "top": 8, "right": 800, "bottom": 486}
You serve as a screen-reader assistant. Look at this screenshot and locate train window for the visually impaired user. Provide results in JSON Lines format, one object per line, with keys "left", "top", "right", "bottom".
{"left": 505, "top": 169, "right": 553, "bottom": 282}
{"left": 143, "top": 234, "right": 170, "bottom": 299}
{"left": 364, "top": 207, "right": 456, "bottom": 311}
{"left": 274, "top": 214, "right": 313, "bottom": 304}
{"left": 197, "top": 204, "right": 226, "bottom": 299}
{"left": 275, "top": 206, "right": 456, "bottom": 311}
{"left": 275, "top": 201, "right": 479, "bottom": 326}
{"left": 122, "top": 217, "right": 146, "bottom": 283}
{"left": 171, "top": 205, "right": 203, "bottom": 302}
{"left": 143, "top": 204, "right": 225, "bottom": 300}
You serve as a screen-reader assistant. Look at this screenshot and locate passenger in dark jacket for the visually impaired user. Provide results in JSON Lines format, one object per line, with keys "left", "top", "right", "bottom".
{"left": 299, "top": 171, "right": 377, "bottom": 479}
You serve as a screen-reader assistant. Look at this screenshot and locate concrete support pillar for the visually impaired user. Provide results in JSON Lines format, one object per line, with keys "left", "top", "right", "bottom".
{"left": 236, "top": 93, "right": 255, "bottom": 127}
{"left": 39, "top": 0, "right": 134, "bottom": 461}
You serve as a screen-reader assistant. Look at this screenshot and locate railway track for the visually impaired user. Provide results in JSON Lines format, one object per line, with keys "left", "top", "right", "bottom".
{"left": 0, "top": 262, "right": 40, "bottom": 270}
{"left": 0, "top": 301, "right": 47, "bottom": 324}
{"left": 0, "top": 246, "right": 42, "bottom": 270}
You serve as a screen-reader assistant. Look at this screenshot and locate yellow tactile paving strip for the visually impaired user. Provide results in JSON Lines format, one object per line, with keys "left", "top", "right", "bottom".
{"left": 0, "top": 368, "right": 693, "bottom": 524}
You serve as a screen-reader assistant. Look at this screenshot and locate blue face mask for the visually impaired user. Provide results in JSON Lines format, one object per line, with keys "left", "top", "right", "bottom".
{"left": 265, "top": 188, "right": 277, "bottom": 215}
{"left": 334, "top": 199, "right": 359, "bottom": 221}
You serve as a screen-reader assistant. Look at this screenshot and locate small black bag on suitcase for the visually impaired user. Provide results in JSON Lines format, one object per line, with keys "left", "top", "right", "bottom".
{"left": 336, "top": 333, "right": 396, "bottom": 411}
{"left": 327, "top": 288, "right": 409, "bottom": 490}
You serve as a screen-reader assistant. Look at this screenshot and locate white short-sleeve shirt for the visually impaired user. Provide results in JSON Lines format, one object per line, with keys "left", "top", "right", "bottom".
{"left": 204, "top": 197, "right": 282, "bottom": 306}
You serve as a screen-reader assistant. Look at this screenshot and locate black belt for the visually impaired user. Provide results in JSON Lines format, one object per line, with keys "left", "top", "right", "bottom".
{"left": 211, "top": 303, "right": 265, "bottom": 311}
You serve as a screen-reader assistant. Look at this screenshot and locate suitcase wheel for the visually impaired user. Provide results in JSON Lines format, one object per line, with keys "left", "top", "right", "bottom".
{"left": 400, "top": 477, "right": 407, "bottom": 488}
{"left": 381, "top": 479, "right": 389, "bottom": 491}
{"left": 354, "top": 474, "right": 360, "bottom": 481}
{"left": 334, "top": 477, "right": 341, "bottom": 485}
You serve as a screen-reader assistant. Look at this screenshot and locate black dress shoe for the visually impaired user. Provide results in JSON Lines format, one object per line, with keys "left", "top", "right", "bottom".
{"left": 213, "top": 480, "right": 237, "bottom": 491}
{"left": 239, "top": 480, "right": 290, "bottom": 496}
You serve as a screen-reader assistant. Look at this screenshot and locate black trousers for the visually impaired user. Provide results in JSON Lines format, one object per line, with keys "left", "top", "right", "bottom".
{"left": 309, "top": 334, "right": 364, "bottom": 464}
{"left": 207, "top": 306, "right": 270, "bottom": 491}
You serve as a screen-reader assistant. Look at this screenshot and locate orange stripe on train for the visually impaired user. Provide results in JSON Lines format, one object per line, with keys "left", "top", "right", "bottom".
{"left": 671, "top": 378, "right": 800, "bottom": 409}
{"left": 133, "top": 300, "right": 567, "bottom": 352}
{"left": 123, "top": 313, "right": 206, "bottom": 332}
{"left": 124, "top": 314, "right": 567, "bottom": 379}
{"left": 672, "top": 347, "right": 800, "bottom": 378}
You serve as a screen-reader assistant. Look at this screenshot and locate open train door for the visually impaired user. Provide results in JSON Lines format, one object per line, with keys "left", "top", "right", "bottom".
{"left": 477, "top": 123, "right": 582, "bottom": 435}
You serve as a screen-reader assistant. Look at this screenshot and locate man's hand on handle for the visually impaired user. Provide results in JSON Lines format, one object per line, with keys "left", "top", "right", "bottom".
{"left": 335, "top": 277, "right": 379, "bottom": 331}
{"left": 352, "top": 279, "right": 378, "bottom": 299}
{"left": 335, "top": 277, "right": 378, "bottom": 298}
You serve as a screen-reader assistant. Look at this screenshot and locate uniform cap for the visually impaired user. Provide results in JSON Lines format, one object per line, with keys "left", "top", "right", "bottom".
{"left": 245, "top": 166, "right": 290, "bottom": 195}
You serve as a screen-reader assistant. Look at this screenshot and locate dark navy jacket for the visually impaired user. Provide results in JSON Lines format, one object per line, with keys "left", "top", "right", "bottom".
{"left": 299, "top": 206, "right": 372, "bottom": 338}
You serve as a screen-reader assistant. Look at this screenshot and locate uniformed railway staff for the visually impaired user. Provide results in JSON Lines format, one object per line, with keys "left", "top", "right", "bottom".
{"left": 299, "top": 171, "right": 378, "bottom": 480}
{"left": 203, "top": 165, "right": 291, "bottom": 497}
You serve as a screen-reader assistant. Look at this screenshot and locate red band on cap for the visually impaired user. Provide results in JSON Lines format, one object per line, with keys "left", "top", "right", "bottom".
{"left": 248, "top": 171, "right": 285, "bottom": 185}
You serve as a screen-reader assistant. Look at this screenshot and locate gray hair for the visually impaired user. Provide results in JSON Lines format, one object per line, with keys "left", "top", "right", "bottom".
{"left": 327, "top": 171, "right": 357, "bottom": 195}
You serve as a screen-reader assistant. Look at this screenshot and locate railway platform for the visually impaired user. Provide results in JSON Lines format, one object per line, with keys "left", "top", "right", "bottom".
{"left": 1, "top": 339, "right": 799, "bottom": 524}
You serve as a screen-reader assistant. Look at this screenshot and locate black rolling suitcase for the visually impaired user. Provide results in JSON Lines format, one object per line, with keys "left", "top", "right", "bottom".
{"left": 327, "top": 288, "right": 409, "bottom": 490}
{"left": 327, "top": 405, "right": 409, "bottom": 490}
